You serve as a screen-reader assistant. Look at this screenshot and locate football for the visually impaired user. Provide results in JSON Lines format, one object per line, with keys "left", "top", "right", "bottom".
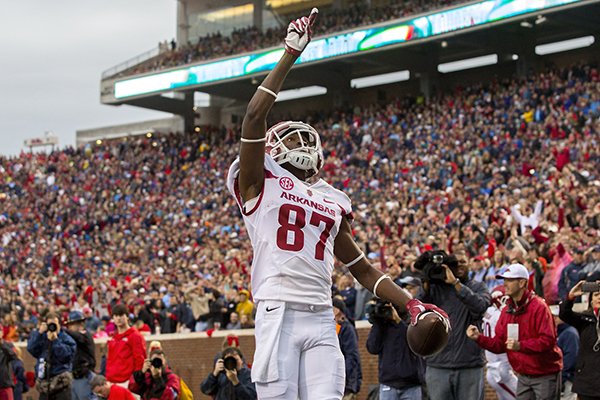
{"left": 407, "top": 311, "right": 450, "bottom": 357}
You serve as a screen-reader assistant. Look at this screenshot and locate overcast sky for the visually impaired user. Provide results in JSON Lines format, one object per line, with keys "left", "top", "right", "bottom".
{"left": 0, "top": 1, "right": 176, "bottom": 156}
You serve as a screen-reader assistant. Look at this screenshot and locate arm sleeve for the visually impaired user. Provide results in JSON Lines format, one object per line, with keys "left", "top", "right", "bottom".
{"left": 130, "top": 332, "right": 147, "bottom": 371}
{"left": 26, "top": 330, "right": 45, "bottom": 358}
{"left": 234, "top": 370, "right": 258, "bottom": 400}
{"left": 558, "top": 299, "right": 585, "bottom": 331}
{"left": 477, "top": 312, "right": 508, "bottom": 354}
{"left": 159, "top": 373, "right": 180, "bottom": 400}
{"left": 457, "top": 282, "right": 491, "bottom": 317}
{"left": 199, "top": 373, "right": 219, "bottom": 396}
{"left": 365, "top": 323, "right": 384, "bottom": 355}
{"left": 128, "top": 371, "right": 146, "bottom": 395}
{"left": 518, "top": 305, "right": 558, "bottom": 354}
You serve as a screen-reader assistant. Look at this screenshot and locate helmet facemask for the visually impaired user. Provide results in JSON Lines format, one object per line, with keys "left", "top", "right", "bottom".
{"left": 266, "top": 121, "right": 323, "bottom": 177}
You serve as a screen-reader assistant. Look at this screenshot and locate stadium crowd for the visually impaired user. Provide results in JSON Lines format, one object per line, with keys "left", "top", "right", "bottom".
{"left": 1, "top": 62, "right": 598, "bottom": 344}
{"left": 114, "top": 0, "right": 464, "bottom": 78}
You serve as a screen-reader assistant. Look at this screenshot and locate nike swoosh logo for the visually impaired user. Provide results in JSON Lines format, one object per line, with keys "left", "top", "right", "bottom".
{"left": 265, "top": 306, "right": 281, "bottom": 312}
{"left": 323, "top": 198, "right": 335, "bottom": 204}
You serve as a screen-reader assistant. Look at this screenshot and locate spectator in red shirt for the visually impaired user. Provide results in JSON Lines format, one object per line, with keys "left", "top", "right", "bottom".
{"left": 467, "top": 263, "right": 563, "bottom": 400}
{"left": 106, "top": 305, "right": 147, "bottom": 389}
{"left": 91, "top": 375, "right": 135, "bottom": 400}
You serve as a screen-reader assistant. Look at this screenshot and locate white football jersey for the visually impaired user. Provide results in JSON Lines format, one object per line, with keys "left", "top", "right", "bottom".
{"left": 482, "top": 306, "right": 510, "bottom": 366}
{"left": 227, "top": 154, "right": 353, "bottom": 306}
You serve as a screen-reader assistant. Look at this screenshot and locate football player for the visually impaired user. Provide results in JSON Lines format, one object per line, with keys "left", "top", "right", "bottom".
{"left": 226, "top": 8, "right": 450, "bottom": 399}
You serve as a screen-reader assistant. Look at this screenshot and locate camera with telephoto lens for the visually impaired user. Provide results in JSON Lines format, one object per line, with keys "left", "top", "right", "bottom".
{"left": 47, "top": 322, "right": 58, "bottom": 332}
{"left": 365, "top": 299, "right": 394, "bottom": 324}
{"left": 223, "top": 356, "right": 237, "bottom": 371}
{"left": 414, "top": 250, "right": 459, "bottom": 283}
{"left": 151, "top": 357, "right": 163, "bottom": 369}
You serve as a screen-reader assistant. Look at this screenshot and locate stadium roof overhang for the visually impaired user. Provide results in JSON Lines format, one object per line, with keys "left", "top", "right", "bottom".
{"left": 101, "top": 0, "right": 600, "bottom": 110}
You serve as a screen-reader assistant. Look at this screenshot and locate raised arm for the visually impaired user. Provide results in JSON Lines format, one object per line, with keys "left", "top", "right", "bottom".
{"left": 238, "top": 9, "right": 318, "bottom": 203}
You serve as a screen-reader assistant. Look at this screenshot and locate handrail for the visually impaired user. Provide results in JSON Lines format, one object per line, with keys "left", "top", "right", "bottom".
{"left": 102, "top": 46, "right": 162, "bottom": 79}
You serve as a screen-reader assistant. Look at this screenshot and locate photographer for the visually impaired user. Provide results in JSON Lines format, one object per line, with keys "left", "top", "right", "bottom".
{"left": 27, "top": 312, "right": 77, "bottom": 400}
{"left": 415, "top": 250, "right": 491, "bottom": 400}
{"left": 200, "top": 347, "right": 256, "bottom": 400}
{"left": 128, "top": 349, "right": 180, "bottom": 400}
{"left": 559, "top": 280, "right": 600, "bottom": 400}
{"left": 64, "top": 311, "right": 96, "bottom": 400}
{"left": 366, "top": 298, "right": 424, "bottom": 399}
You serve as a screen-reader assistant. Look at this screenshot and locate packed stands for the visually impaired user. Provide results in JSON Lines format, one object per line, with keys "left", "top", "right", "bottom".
{"left": 1, "top": 63, "right": 599, "bottom": 341}
{"left": 108, "top": 0, "right": 467, "bottom": 79}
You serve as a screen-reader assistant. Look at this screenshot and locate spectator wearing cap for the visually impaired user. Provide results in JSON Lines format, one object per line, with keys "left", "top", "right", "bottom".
{"left": 559, "top": 280, "right": 600, "bottom": 400}
{"left": 106, "top": 305, "right": 147, "bottom": 390}
{"left": 549, "top": 305, "right": 578, "bottom": 400}
{"left": 90, "top": 375, "right": 135, "bottom": 400}
{"left": 333, "top": 298, "right": 362, "bottom": 399}
{"left": 467, "top": 263, "right": 563, "bottom": 400}
{"left": 396, "top": 276, "right": 422, "bottom": 298}
{"left": 558, "top": 249, "right": 586, "bottom": 300}
{"left": 0, "top": 323, "right": 17, "bottom": 400}
{"left": 64, "top": 310, "right": 97, "bottom": 400}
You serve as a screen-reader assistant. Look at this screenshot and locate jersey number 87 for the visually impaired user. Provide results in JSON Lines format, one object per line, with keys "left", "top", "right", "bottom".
{"left": 276, "top": 204, "right": 335, "bottom": 261}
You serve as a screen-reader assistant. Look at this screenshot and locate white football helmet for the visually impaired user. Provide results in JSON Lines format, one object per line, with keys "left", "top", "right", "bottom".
{"left": 266, "top": 121, "right": 323, "bottom": 177}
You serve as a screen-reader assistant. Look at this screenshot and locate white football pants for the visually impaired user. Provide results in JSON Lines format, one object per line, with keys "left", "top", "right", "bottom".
{"left": 254, "top": 302, "right": 345, "bottom": 400}
{"left": 487, "top": 364, "right": 518, "bottom": 400}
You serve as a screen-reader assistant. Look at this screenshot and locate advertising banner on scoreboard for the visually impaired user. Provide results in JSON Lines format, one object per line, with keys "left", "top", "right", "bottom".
{"left": 114, "top": 0, "right": 583, "bottom": 99}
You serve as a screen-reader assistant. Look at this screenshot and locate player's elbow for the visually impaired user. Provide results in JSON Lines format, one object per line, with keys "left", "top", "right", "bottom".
{"left": 244, "top": 100, "right": 268, "bottom": 123}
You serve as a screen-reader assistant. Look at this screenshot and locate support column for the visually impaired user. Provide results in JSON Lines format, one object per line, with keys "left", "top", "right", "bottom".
{"left": 253, "top": 0, "right": 264, "bottom": 31}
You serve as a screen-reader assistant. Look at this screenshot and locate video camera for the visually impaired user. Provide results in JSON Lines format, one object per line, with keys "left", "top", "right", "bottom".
{"left": 414, "top": 250, "right": 458, "bottom": 283}
{"left": 365, "top": 299, "right": 394, "bottom": 324}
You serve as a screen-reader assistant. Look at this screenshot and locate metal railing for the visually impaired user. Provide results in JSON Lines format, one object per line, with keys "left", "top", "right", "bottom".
{"left": 102, "top": 46, "right": 162, "bottom": 79}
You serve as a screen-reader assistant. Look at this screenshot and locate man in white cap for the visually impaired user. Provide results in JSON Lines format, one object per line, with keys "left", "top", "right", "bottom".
{"left": 467, "top": 263, "right": 563, "bottom": 400}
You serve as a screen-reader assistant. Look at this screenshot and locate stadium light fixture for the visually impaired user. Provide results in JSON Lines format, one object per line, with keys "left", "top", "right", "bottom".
{"left": 441, "top": 40, "right": 448, "bottom": 48}
{"left": 520, "top": 21, "right": 533, "bottom": 28}
{"left": 438, "top": 54, "right": 498, "bottom": 74}
{"left": 512, "top": 54, "right": 519, "bottom": 61}
{"left": 350, "top": 70, "right": 410, "bottom": 89}
{"left": 535, "top": 15, "right": 547, "bottom": 25}
{"left": 275, "top": 86, "right": 327, "bottom": 102}
{"left": 535, "top": 36, "right": 595, "bottom": 55}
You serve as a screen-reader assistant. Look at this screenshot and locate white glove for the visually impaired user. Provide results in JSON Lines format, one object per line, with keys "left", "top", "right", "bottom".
{"left": 284, "top": 8, "right": 318, "bottom": 56}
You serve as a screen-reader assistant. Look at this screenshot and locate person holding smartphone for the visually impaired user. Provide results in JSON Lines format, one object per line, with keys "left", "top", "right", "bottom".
{"left": 559, "top": 280, "right": 600, "bottom": 400}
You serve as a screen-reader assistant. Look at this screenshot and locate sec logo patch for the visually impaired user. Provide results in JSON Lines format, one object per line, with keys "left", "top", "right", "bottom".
{"left": 279, "top": 177, "right": 294, "bottom": 190}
